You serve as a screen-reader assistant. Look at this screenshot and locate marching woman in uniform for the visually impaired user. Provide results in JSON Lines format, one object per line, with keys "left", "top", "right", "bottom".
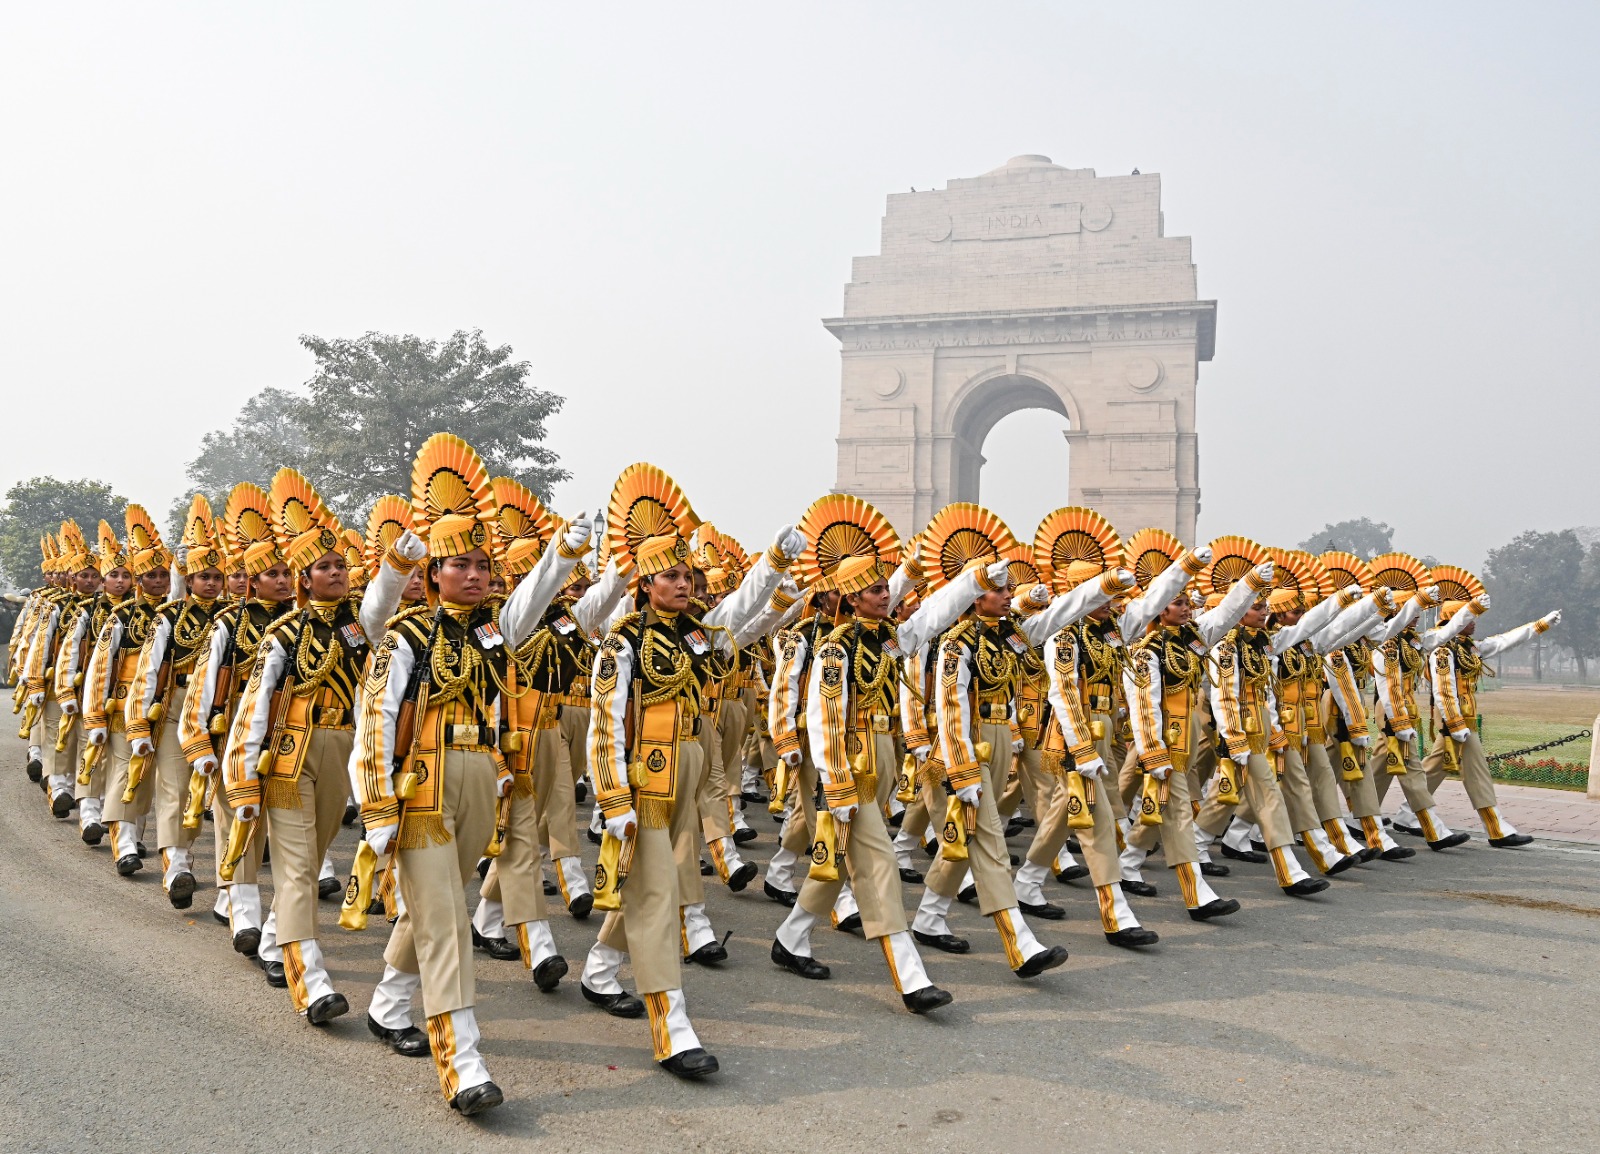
{"left": 353, "top": 435, "right": 591, "bottom": 1114}
{"left": 54, "top": 521, "right": 127, "bottom": 844}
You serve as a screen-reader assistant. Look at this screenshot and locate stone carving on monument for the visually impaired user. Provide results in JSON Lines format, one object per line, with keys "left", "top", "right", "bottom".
{"left": 825, "top": 154, "right": 1215, "bottom": 540}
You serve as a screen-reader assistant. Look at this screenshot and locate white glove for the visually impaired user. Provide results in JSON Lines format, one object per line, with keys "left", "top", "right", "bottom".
{"left": 1420, "top": 584, "right": 1440, "bottom": 605}
{"left": 1230, "top": 750, "right": 1250, "bottom": 767}
{"left": 1475, "top": 592, "right": 1491, "bottom": 611}
{"left": 1451, "top": 730, "right": 1469, "bottom": 744}
{"left": 1076, "top": 756, "right": 1106, "bottom": 779}
{"left": 564, "top": 513, "right": 595, "bottom": 554}
{"left": 782, "top": 749, "right": 803, "bottom": 768}
{"left": 773, "top": 525, "right": 806, "bottom": 562}
{"left": 60, "top": 698, "right": 78, "bottom": 716}
{"left": 829, "top": 803, "right": 857, "bottom": 825}
{"left": 175, "top": 543, "right": 190, "bottom": 568}
{"left": 365, "top": 822, "right": 396, "bottom": 855}
{"left": 1254, "top": 561, "right": 1275, "bottom": 586}
{"left": 1352, "top": 734, "right": 1370, "bottom": 748}
{"left": 1108, "top": 567, "right": 1136, "bottom": 591}
{"left": 87, "top": 727, "right": 107, "bottom": 746}
{"left": 26, "top": 691, "right": 43, "bottom": 707}
{"left": 393, "top": 529, "right": 427, "bottom": 564}
{"left": 955, "top": 784, "right": 981, "bottom": 807}
{"left": 984, "top": 559, "right": 1010, "bottom": 587}
{"left": 236, "top": 803, "right": 260, "bottom": 823}
{"left": 605, "top": 809, "right": 638, "bottom": 841}
{"left": 131, "top": 737, "right": 153, "bottom": 757}
{"left": 496, "top": 772, "right": 514, "bottom": 797}
{"left": 1542, "top": 610, "right": 1562, "bottom": 628}
{"left": 193, "top": 755, "right": 218, "bottom": 777}
{"left": 1026, "top": 584, "right": 1050, "bottom": 608}
{"left": 1148, "top": 764, "right": 1169, "bottom": 782}
{"left": 1396, "top": 728, "right": 1416, "bottom": 743}
{"left": 1191, "top": 546, "right": 1213, "bottom": 565}
{"left": 1011, "top": 738, "right": 1024, "bottom": 753}
{"left": 911, "top": 744, "right": 931, "bottom": 765}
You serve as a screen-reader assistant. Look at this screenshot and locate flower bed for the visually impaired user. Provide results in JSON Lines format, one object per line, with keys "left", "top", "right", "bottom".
{"left": 1490, "top": 755, "right": 1589, "bottom": 790}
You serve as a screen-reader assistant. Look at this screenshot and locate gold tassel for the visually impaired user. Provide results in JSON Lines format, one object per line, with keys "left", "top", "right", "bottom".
{"left": 263, "top": 775, "right": 302, "bottom": 810}
{"left": 512, "top": 771, "right": 535, "bottom": 799}
{"left": 639, "top": 797, "right": 674, "bottom": 829}
{"left": 484, "top": 792, "right": 511, "bottom": 857}
{"left": 808, "top": 810, "right": 840, "bottom": 882}
{"left": 938, "top": 795, "right": 969, "bottom": 862}
{"left": 396, "top": 813, "right": 451, "bottom": 850}
{"left": 337, "top": 840, "right": 378, "bottom": 931}
{"left": 1065, "top": 771, "right": 1095, "bottom": 829}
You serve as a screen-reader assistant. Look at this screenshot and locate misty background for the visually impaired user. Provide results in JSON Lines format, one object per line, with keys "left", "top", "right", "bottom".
{"left": 1, "top": 1, "right": 1595, "bottom": 567}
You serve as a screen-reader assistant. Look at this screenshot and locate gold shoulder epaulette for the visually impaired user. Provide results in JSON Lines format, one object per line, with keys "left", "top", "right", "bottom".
{"left": 943, "top": 619, "right": 976, "bottom": 647}
{"left": 385, "top": 603, "right": 432, "bottom": 630}
{"left": 263, "top": 607, "right": 303, "bottom": 640}
{"left": 825, "top": 622, "right": 855, "bottom": 645}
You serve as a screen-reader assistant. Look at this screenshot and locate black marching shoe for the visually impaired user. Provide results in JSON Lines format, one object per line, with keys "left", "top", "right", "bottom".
{"left": 1355, "top": 846, "right": 1381, "bottom": 863}
{"left": 116, "top": 854, "right": 142, "bottom": 877}
{"left": 451, "top": 1081, "right": 504, "bottom": 1116}
{"left": 586, "top": 827, "right": 602, "bottom": 845}
{"left": 686, "top": 940, "right": 728, "bottom": 966}
{"left": 1199, "top": 860, "right": 1230, "bottom": 878}
{"left": 26, "top": 757, "right": 43, "bottom": 783}
{"left": 913, "top": 929, "right": 970, "bottom": 953}
{"left": 956, "top": 884, "right": 978, "bottom": 904}
{"left": 213, "top": 910, "right": 230, "bottom": 925}
{"left": 318, "top": 875, "right": 342, "bottom": 900}
{"left": 1054, "top": 863, "right": 1091, "bottom": 883}
{"left": 1119, "top": 879, "right": 1157, "bottom": 898}
{"left": 887, "top": 808, "right": 904, "bottom": 828}
{"left": 1220, "top": 844, "right": 1268, "bottom": 864}
{"left": 1380, "top": 845, "right": 1416, "bottom": 861}
{"left": 574, "top": 779, "right": 588, "bottom": 804}
{"left": 903, "top": 985, "right": 953, "bottom": 1014}
{"left": 472, "top": 927, "right": 521, "bottom": 961}
{"left": 342, "top": 800, "right": 357, "bottom": 827}
{"left": 728, "top": 862, "right": 758, "bottom": 892}
{"left": 51, "top": 791, "right": 74, "bottom": 819}
{"left": 580, "top": 983, "right": 644, "bottom": 1018}
{"left": 1018, "top": 900, "right": 1066, "bottom": 921}
{"left": 307, "top": 992, "right": 349, "bottom": 1025}
{"left": 1004, "top": 817, "right": 1027, "bottom": 839}
{"left": 476, "top": 857, "right": 491, "bottom": 880}
{"left": 367, "top": 1014, "right": 429, "bottom": 1057}
{"left": 899, "top": 867, "right": 924, "bottom": 884}
{"left": 568, "top": 892, "right": 594, "bottom": 920}
{"left": 1065, "top": 836, "right": 1081, "bottom": 853}
{"left": 1188, "top": 898, "right": 1241, "bottom": 921}
{"left": 136, "top": 841, "right": 148, "bottom": 858}
{"left": 533, "top": 955, "right": 568, "bottom": 992}
{"left": 233, "top": 927, "right": 262, "bottom": 958}
{"left": 263, "top": 960, "right": 288, "bottom": 988}
{"left": 659, "top": 1049, "right": 719, "bottom": 1079}
{"left": 699, "top": 858, "right": 713, "bottom": 876}
{"left": 167, "top": 872, "right": 196, "bottom": 910}
{"left": 1489, "top": 833, "right": 1534, "bottom": 848}
{"left": 1014, "top": 945, "right": 1069, "bottom": 978}
{"left": 1325, "top": 854, "right": 1358, "bottom": 876}
{"left": 1282, "top": 877, "right": 1330, "bottom": 898}
{"left": 922, "top": 839, "right": 937, "bottom": 858}
{"left": 771, "top": 938, "right": 830, "bottom": 979}
{"left": 1105, "top": 926, "right": 1160, "bottom": 948}
{"left": 1392, "top": 819, "right": 1424, "bottom": 837}
{"left": 764, "top": 881, "right": 798, "bottom": 907}
{"left": 732, "top": 826, "right": 758, "bottom": 845}
{"left": 81, "top": 822, "right": 105, "bottom": 846}
{"left": 543, "top": 878, "right": 558, "bottom": 896}
{"left": 1428, "top": 832, "right": 1472, "bottom": 852}
{"left": 835, "top": 913, "right": 862, "bottom": 935}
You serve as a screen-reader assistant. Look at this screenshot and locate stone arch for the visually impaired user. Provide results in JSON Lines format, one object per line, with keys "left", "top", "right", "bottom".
{"left": 943, "top": 369, "right": 1078, "bottom": 504}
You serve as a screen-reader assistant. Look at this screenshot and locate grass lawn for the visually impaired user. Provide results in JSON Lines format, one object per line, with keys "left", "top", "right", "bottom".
{"left": 1473, "top": 684, "right": 1597, "bottom": 770}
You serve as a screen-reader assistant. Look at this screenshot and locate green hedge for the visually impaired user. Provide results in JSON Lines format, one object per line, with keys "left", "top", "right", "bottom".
{"left": 1490, "top": 755, "right": 1589, "bottom": 790}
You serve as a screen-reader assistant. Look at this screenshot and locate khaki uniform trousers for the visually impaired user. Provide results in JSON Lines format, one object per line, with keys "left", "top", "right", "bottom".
{"left": 1422, "top": 730, "right": 1499, "bottom": 811}
{"left": 1124, "top": 757, "right": 1201, "bottom": 867}
{"left": 481, "top": 788, "right": 549, "bottom": 929}
{"left": 597, "top": 739, "right": 706, "bottom": 994}
{"left": 1196, "top": 751, "right": 1295, "bottom": 850}
{"left": 923, "top": 721, "right": 1019, "bottom": 916}
{"left": 778, "top": 753, "right": 820, "bottom": 857}
{"left": 152, "top": 691, "right": 197, "bottom": 851}
{"left": 385, "top": 749, "right": 498, "bottom": 1019}
{"left": 75, "top": 717, "right": 106, "bottom": 803}
{"left": 1276, "top": 743, "right": 1322, "bottom": 834}
{"left": 266, "top": 728, "right": 352, "bottom": 945}
{"left": 999, "top": 745, "right": 1052, "bottom": 822}
{"left": 103, "top": 728, "right": 153, "bottom": 825}
{"left": 796, "top": 734, "right": 906, "bottom": 937}
{"left": 212, "top": 773, "right": 264, "bottom": 886}
{"left": 1024, "top": 714, "right": 1121, "bottom": 887}
{"left": 1368, "top": 740, "right": 1435, "bottom": 812}
{"left": 532, "top": 707, "right": 583, "bottom": 861}
{"left": 1303, "top": 739, "right": 1347, "bottom": 825}
{"left": 717, "top": 694, "right": 748, "bottom": 812}
{"left": 695, "top": 698, "right": 742, "bottom": 843}
{"left": 671, "top": 735, "right": 709, "bottom": 905}
{"left": 1338, "top": 741, "right": 1384, "bottom": 820}
{"left": 44, "top": 694, "right": 79, "bottom": 789}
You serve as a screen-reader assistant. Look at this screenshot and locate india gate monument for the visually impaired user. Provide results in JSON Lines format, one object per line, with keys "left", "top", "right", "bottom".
{"left": 826, "top": 154, "right": 1215, "bottom": 540}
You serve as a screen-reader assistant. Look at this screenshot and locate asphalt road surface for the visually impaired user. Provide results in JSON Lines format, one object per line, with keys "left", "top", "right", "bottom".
{"left": 2, "top": 727, "right": 1597, "bottom": 1154}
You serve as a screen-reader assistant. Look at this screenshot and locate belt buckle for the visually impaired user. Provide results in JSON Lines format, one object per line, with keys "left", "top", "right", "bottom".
{"left": 318, "top": 705, "right": 343, "bottom": 727}
{"left": 871, "top": 714, "right": 890, "bottom": 733}
{"left": 452, "top": 723, "right": 481, "bottom": 746}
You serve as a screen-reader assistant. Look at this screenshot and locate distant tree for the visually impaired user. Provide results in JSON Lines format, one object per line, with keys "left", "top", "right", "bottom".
{"left": 179, "top": 331, "right": 567, "bottom": 526}
{"left": 0, "top": 476, "right": 127, "bottom": 591}
{"left": 1563, "top": 541, "right": 1600, "bottom": 681}
{"left": 296, "top": 329, "right": 568, "bottom": 520}
{"left": 1482, "top": 529, "right": 1583, "bottom": 681}
{"left": 1296, "top": 517, "right": 1394, "bottom": 560}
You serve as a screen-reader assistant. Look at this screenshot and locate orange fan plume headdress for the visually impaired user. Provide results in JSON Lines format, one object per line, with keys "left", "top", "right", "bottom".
{"left": 795, "top": 495, "right": 901, "bottom": 596}
{"left": 1034, "top": 506, "right": 1120, "bottom": 594}
{"left": 1318, "top": 551, "right": 1373, "bottom": 594}
{"left": 491, "top": 477, "right": 554, "bottom": 577}
{"left": 411, "top": 434, "right": 497, "bottom": 560}
{"left": 364, "top": 495, "right": 415, "bottom": 580}
{"left": 224, "top": 483, "right": 282, "bottom": 577}
{"left": 607, "top": 463, "right": 699, "bottom": 579}
{"left": 918, "top": 503, "right": 1018, "bottom": 593}
{"left": 1368, "top": 552, "right": 1434, "bottom": 605}
{"left": 124, "top": 504, "right": 170, "bottom": 578}
{"left": 1122, "top": 527, "right": 1185, "bottom": 594}
{"left": 181, "top": 494, "right": 226, "bottom": 576}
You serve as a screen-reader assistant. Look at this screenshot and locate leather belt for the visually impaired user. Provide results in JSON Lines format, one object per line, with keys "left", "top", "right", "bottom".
{"left": 445, "top": 723, "right": 490, "bottom": 747}
{"left": 978, "top": 702, "right": 1012, "bottom": 721}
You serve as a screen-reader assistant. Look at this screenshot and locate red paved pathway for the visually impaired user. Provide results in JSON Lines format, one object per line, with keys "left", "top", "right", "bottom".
{"left": 1429, "top": 778, "right": 1600, "bottom": 845}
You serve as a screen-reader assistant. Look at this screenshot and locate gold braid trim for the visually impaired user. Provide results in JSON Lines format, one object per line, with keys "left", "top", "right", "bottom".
{"left": 397, "top": 813, "right": 451, "bottom": 849}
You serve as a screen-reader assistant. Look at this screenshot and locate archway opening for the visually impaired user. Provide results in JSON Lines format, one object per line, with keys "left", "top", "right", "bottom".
{"left": 977, "top": 408, "right": 1072, "bottom": 538}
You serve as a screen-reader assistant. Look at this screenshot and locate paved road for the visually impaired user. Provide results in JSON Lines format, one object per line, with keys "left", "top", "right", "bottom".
{"left": 3, "top": 727, "right": 1598, "bottom": 1154}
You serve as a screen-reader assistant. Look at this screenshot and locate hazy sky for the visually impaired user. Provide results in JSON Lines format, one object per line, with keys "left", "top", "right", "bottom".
{"left": 3, "top": 2, "right": 1595, "bottom": 567}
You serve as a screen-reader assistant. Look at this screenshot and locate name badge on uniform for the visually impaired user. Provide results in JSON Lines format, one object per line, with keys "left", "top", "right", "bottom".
{"left": 685, "top": 629, "right": 709, "bottom": 655}
{"left": 339, "top": 623, "right": 365, "bottom": 649}
{"left": 553, "top": 614, "right": 576, "bottom": 635}
{"left": 474, "top": 622, "right": 504, "bottom": 649}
